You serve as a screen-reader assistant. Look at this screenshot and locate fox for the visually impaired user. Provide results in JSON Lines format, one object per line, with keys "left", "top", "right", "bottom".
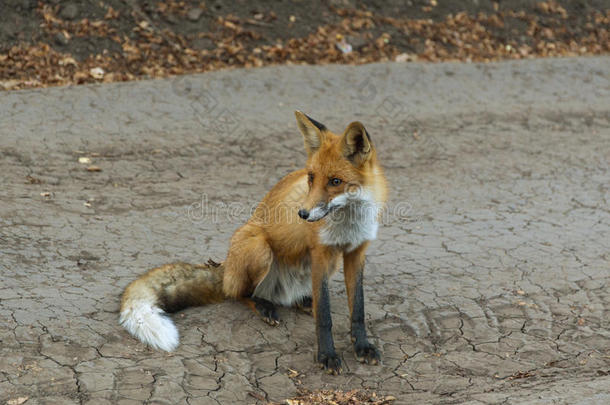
{"left": 119, "top": 111, "right": 388, "bottom": 374}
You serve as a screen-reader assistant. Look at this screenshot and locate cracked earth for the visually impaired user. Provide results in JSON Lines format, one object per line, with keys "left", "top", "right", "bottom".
{"left": 1, "top": 57, "right": 609, "bottom": 404}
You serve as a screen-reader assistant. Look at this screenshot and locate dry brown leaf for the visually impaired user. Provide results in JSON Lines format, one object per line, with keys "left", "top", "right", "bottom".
{"left": 90, "top": 67, "right": 105, "bottom": 79}
{"left": 7, "top": 397, "right": 29, "bottom": 405}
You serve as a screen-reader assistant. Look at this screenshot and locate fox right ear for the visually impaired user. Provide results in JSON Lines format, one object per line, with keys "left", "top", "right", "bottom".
{"left": 341, "top": 121, "right": 372, "bottom": 166}
{"left": 295, "top": 111, "right": 325, "bottom": 157}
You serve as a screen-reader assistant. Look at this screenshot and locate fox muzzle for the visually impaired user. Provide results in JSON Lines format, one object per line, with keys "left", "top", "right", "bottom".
{"left": 299, "top": 203, "right": 330, "bottom": 222}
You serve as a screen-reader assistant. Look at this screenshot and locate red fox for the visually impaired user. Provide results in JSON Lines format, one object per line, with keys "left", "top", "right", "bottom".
{"left": 120, "top": 111, "right": 388, "bottom": 374}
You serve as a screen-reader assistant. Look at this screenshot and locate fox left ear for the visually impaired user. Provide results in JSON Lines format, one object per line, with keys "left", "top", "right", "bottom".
{"left": 341, "top": 121, "right": 372, "bottom": 166}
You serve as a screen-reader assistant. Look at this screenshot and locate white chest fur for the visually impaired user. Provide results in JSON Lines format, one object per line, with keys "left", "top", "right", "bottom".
{"left": 319, "top": 195, "right": 380, "bottom": 252}
{"left": 253, "top": 258, "right": 312, "bottom": 306}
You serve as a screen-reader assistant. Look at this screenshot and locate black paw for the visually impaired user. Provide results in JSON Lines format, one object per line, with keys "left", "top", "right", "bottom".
{"left": 354, "top": 341, "right": 380, "bottom": 365}
{"left": 317, "top": 352, "right": 342, "bottom": 375}
{"left": 254, "top": 298, "right": 280, "bottom": 326}
{"left": 296, "top": 296, "right": 313, "bottom": 315}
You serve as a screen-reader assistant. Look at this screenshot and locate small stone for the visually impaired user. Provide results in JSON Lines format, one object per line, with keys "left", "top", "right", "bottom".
{"left": 187, "top": 8, "right": 203, "bottom": 21}
{"left": 59, "top": 3, "right": 79, "bottom": 20}
{"left": 54, "top": 32, "right": 69, "bottom": 46}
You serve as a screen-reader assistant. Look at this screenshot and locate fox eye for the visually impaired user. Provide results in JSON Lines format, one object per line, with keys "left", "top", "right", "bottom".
{"left": 308, "top": 172, "right": 314, "bottom": 183}
{"left": 329, "top": 177, "right": 342, "bottom": 186}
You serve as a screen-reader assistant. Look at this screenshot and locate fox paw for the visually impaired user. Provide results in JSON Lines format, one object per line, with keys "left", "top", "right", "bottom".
{"left": 354, "top": 341, "right": 380, "bottom": 365}
{"left": 295, "top": 296, "right": 313, "bottom": 315}
{"left": 254, "top": 299, "right": 280, "bottom": 326}
{"left": 317, "top": 353, "right": 342, "bottom": 375}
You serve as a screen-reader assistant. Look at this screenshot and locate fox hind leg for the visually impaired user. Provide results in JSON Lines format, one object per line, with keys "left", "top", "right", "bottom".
{"left": 242, "top": 296, "right": 280, "bottom": 326}
{"left": 223, "top": 224, "right": 272, "bottom": 298}
{"left": 295, "top": 296, "right": 313, "bottom": 315}
{"left": 223, "top": 224, "right": 279, "bottom": 324}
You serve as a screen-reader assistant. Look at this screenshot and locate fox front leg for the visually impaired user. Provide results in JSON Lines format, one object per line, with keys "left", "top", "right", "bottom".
{"left": 344, "top": 243, "right": 380, "bottom": 364}
{"left": 311, "top": 250, "right": 342, "bottom": 374}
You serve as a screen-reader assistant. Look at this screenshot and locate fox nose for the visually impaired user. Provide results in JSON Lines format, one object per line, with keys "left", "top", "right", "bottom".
{"left": 298, "top": 209, "right": 309, "bottom": 220}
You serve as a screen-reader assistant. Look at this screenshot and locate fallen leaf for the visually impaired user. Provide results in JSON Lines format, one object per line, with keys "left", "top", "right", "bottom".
{"left": 25, "top": 175, "right": 42, "bottom": 184}
{"left": 395, "top": 53, "right": 409, "bottom": 62}
{"left": 59, "top": 56, "right": 78, "bottom": 66}
{"left": 0, "top": 80, "right": 20, "bottom": 90}
{"left": 78, "top": 157, "right": 92, "bottom": 164}
{"left": 87, "top": 166, "right": 102, "bottom": 172}
{"left": 248, "top": 391, "right": 265, "bottom": 401}
{"left": 90, "top": 67, "right": 105, "bottom": 79}
{"left": 74, "top": 71, "right": 88, "bottom": 82}
{"left": 7, "top": 397, "right": 28, "bottom": 405}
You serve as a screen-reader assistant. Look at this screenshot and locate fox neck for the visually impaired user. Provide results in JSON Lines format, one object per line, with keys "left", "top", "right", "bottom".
{"left": 318, "top": 187, "right": 381, "bottom": 252}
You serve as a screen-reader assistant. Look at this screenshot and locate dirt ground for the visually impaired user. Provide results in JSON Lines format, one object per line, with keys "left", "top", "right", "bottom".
{"left": 1, "top": 0, "right": 609, "bottom": 90}
{"left": 1, "top": 56, "right": 609, "bottom": 404}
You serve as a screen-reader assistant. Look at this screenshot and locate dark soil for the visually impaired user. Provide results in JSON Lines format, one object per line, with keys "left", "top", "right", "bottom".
{"left": 0, "top": 0, "right": 609, "bottom": 89}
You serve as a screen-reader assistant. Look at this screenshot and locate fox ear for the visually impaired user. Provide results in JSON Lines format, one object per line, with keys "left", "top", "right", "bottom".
{"left": 341, "top": 121, "right": 372, "bottom": 166}
{"left": 295, "top": 111, "right": 325, "bottom": 157}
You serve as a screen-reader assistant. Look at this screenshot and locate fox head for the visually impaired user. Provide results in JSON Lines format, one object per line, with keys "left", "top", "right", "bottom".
{"left": 294, "top": 111, "right": 379, "bottom": 222}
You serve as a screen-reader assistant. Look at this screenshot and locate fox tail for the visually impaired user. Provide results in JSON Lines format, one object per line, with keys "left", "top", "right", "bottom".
{"left": 119, "top": 260, "right": 225, "bottom": 351}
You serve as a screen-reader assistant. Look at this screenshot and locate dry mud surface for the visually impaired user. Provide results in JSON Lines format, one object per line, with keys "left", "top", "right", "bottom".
{"left": 1, "top": 57, "right": 609, "bottom": 404}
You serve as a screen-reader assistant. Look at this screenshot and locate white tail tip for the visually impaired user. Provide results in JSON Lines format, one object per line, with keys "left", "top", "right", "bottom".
{"left": 119, "top": 302, "right": 179, "bottom": 352}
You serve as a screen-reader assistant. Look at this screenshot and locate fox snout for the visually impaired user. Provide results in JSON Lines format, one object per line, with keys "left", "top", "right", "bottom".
{"left": 298, "top": 202, "right": 329, "bottom": 222}
{"left": 299, "top": 195, "right": 350, "bottom": 222}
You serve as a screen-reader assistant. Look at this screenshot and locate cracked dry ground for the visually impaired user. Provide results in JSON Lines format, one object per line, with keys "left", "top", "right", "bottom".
{"left": 1, "top": 57, "right": 609, "bottom": 404}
